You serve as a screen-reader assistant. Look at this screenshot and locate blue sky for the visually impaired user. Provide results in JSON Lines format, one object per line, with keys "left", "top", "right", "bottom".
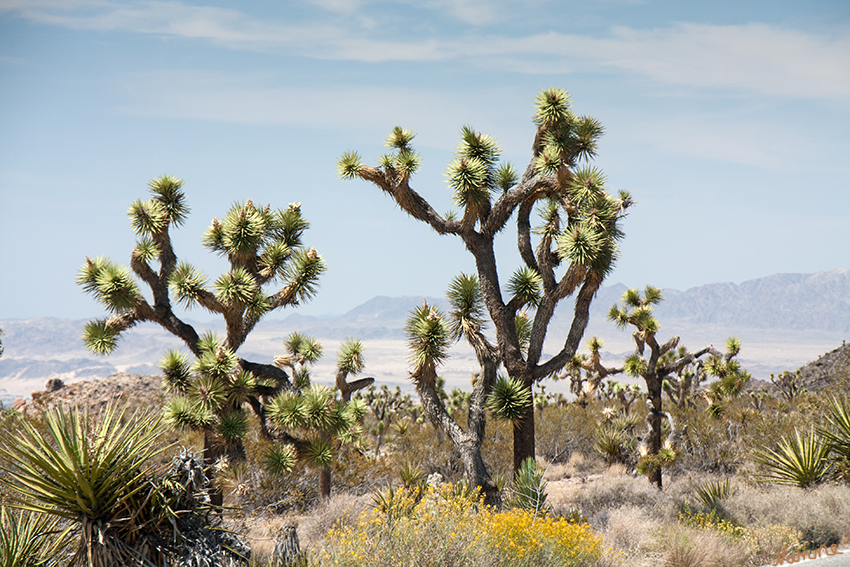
{"left": 1, "top": 0, "right": 848, "bottom": 321}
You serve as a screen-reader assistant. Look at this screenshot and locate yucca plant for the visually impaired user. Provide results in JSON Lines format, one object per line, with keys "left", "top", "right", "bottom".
{"left": 693, "top": 477, "right": 735, "bottom": 510}
{"left": 78, "top": 179, "right": 326, "bottom": 468}
{"left": 0, "top": 506, "right": 71, "bottom": 567}
{"left": 265, "top": 383, "right": 366, "bottom": 498}
{"left": 818, "top": 396, "right": 850, "bottom": 479}
{"left": 509, "top": 457, "right": 548, "bottom": 517}
{"left": 754, "top": 428, "right": 832, "bottom": 488}
{"left": 0, "top": 404, "right": 173, "bottom": 566}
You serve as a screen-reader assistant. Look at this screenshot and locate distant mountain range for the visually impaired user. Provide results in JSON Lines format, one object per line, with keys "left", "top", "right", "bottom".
{"left": 1, "top": 269, "right": 848, "bottom": 403}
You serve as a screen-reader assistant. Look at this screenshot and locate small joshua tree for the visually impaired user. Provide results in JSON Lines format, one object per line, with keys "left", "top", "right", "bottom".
{"left": 340, "top": 88, "right": 631, "bottom": 472}
{"left": 403, "top": 273, "right": 517, "bottom": 504}
{"left": 608, "top": 286, "right": 734, "bottom": 489}
{"left": 263, "top": 335, "right": 372, "bottom": 499}
{"left": 79, "top": 176, "right": 327, "bottom": 494}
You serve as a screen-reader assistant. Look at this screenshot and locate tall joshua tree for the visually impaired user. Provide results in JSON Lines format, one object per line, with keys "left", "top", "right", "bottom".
{"left": 608, "top": 286, "right": 747, "bottom": 489}
{"left": 78, "top": 176, "right": 326, "bottom": 466}
{"left": 339, "top": 88, "right": 631, "bottom": 470}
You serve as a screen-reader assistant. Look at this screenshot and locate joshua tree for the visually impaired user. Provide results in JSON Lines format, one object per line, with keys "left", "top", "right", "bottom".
{"left": 78, "top": 176, "right": 326, "bottom": 441}
{"left": 608, "top": 286, "right": 745, "bottom": 489}
{"left": 267, "top": 335, "right": 373, "bottom": 498}
{"left": 0, "top": 327, "right": 4, "bottom": 358}
{"left": 339, "top": 88, "right": 631, "bottom": 471}
{"left": 403, "top": 273, "right": 514, "bottom": 504}
{"left": 664, "top": 337, "right": 750, "bottom": 414}
{"left": 560, "top": 336, "right": 624, "bottom": 407}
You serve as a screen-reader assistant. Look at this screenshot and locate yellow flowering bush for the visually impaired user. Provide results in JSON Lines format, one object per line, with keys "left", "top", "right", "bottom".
{"left": 314, "top": 483, "right": 602, "bottom": 567}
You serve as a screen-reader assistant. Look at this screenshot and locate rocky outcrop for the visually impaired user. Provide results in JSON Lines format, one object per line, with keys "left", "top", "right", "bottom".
{"left": 17, "top": 373, "right": 164, "bottom": 416}
{"left": 796, "top": 342, "right": 850, "bottom": 392}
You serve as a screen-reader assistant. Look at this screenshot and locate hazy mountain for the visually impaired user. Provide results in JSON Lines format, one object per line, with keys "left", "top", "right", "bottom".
{"left": 1, "top": 270, "right": 848, "bottom": 403}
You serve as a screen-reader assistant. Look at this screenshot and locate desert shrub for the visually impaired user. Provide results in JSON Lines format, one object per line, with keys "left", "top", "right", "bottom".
{"left": 314, "top": 482, "right": 601, "bottom": 567}
{"left": 677, "top": 505, "right": 747, "bottom": 539}
{"left": 595, "top": 505, "right": 663, "bottom": 566}
{"left": 553, "top": 472, "right": 680, "bottom": 523}
{"left": 743, "top": 524, "right": 803, "bottom": 566}
{"left": 723, "top": 483, "right": 850, "bottom": 548}
{"left": 660, "top": 527, "right": 750, "bottom": 567}
{"left": 536, "top": 403, "right": 599, "bottom": 464}
{"left": 692, "top": 477, "right": 735, "bottom": 511}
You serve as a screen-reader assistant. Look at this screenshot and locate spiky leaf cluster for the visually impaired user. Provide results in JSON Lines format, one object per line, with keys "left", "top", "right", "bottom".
{"left": 405, "top": 303, "right": 451, "bottom": 376}
{"left": 446, "top": 273, "right": 487, "bottom": 340}
{"left": 161, "top": 343, "right": 257, "bottom": 444}
{"left": 77, "top": 257, "right": 141, "bottom": 314}
{"left": 507, "top": 267, "right": 543, "bottom": 307}
{"left": 337, "top": 338, "right": 365, "bottom": 375}
{"left": 487, "top": 375, "right": 532, "bottom": 422}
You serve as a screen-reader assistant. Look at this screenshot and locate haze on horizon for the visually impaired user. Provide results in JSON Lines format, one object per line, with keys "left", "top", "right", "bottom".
{"left": 1, "top": 0, "right": 848, "bottom": 322}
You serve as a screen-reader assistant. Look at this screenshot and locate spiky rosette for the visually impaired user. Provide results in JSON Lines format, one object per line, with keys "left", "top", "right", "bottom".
{"left": 486, "top": 375, "right": 532, "bottom": 422}
{"left": 216, "top": 410, "right": 249, "bottom": 443}
{"left": 190, "top": 374, "right": 226, "bottom": 415}
{"left": 169, "top": 261, "right": 208, "bottom": 308}
{"left": 507, "top": 267, "right": 543, "bottom": 308}
{"left": 82, "top": 319, "right": 119, "bottom": 355}
{"left": 302, "top": 385, "right": 339, "bottom": 432}
{"left": 447, "top": 156, "right": 490, "bottom": 209}
{"left": 147, "top": 174, "right": 188, "bottom": 226}
{"left": 221, "top": 202, "right": 267, "bottom": 256}
{"left": 284, "top": 248, "right": 327, "bottom": 304}
{"left": 405, "top": 304, "right": 450, "bottom": 374}
{"left": 225, "top": 370, "right": 257, "bottom": 407}
{"left": 164, "top": 396, "right": 214, "bottom": 430}
{"left": 128, "top": 198, "right": 167, "bottom": 236}
{"left": 446, "top": 273, "right": 486, "bottom": 340}
{"left": 534, "top": 87, "right": 572, "bottom": 126}
{"left": 304, "top": 438, "right": 334, "bottom": 469}
{"left": 214, "top": 267, "right": 258, "bottom": 306}
{"left": 385, "top": 126, "right": 416, "bottom": 150}
{"left": 160, "top": 349, "right": 192, "bottom": 394}
{"left": 337, "top": 338, "right": 365, "bottom": 374}
{"left": 193, "top": 345, "right": 237, "bottom": 380}
{"left": 337, "top": 151, "right": 363, "bottom": 180}
{"left": 132, "top": 237, "right": 160, "bottom": 263}
{"left": 264, "top": 444, "right": 297, "bottom": 476}
{"left": 557, "top": 223, "right": 602, "bottom": 266}
{"left": 624, "top": 354, "right": 649, "bottom": 378}
{"left": 92, "top": 262, "right": 141, "bottom": 312}
{"left": 267, "top": 391, "right": 307, "bottom": 430}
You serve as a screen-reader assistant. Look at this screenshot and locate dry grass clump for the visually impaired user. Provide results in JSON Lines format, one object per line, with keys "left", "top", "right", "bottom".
{"left": 297, "top": 492, "right": 372, "bottom": 551}
{"left": 659, "top": 527, "right": 750, "bottom": 567}
{"left": 553, "top": 471, "right": 682, "bottom": 524}
{"left": 594, "top": 506, "right": 664, "bottom": 567}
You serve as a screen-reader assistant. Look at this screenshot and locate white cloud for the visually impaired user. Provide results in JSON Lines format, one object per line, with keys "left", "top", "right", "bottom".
{"left": 4, "top": 1, "right": 849, "bottom": 100}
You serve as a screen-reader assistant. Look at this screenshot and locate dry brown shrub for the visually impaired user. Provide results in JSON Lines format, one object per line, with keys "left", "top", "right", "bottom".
{"left": 296, "top": 492, "right": 372, "bottom": 551}
{"left": 661, "top": 527, "right": 749, "bottom": 567}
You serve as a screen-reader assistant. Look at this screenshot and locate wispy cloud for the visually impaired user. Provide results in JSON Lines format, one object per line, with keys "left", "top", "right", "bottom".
{"left": 3, "top": 0, "right": 849, "bottom": 100}
{"left": 112, "top": 70, "right": 484, "bottom": 140}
